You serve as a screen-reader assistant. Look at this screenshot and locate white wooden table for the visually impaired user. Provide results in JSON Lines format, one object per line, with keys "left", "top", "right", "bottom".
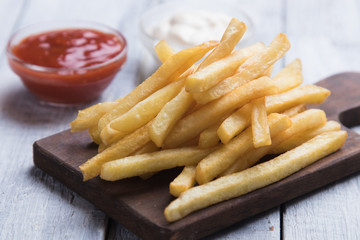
{"left": 1, "top": 0, "right": 360, "bottom": 239}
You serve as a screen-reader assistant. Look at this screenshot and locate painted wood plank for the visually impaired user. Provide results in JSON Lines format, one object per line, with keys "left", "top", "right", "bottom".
{"left": 0, "top": 0, "right": 25, "bottom": 56}
{"left": 283, "top": 0, "right": 360, "bottom": 239}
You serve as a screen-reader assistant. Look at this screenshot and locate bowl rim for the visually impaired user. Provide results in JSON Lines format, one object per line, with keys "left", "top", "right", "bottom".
{"left": 139, "top": 0, "right": 254, "bottom": 46}
{"left": 6, "top": 20, "right": 128, "bottom": 73}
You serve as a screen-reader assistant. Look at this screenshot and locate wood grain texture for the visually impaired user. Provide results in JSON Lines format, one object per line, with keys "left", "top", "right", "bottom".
{"left": 33, "top": 73, "right": 360, "bottom": 240}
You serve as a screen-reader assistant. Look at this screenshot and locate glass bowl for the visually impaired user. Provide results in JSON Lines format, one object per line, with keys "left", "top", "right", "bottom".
{"left": 140, "top": 0, "right": 254, "bottom": 60}
{"left": 7, "top": 20, "right": 127, "bottom": 105}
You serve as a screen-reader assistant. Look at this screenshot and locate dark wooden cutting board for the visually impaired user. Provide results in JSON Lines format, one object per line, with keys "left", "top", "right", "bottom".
{"left": 33, "top": 72, "right": 360, "bottom": 240}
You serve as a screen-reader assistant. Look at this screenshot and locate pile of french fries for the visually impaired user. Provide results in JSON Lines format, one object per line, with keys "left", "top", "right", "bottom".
{"left": 70, "top": 18, "right": 347, "bottom": 222}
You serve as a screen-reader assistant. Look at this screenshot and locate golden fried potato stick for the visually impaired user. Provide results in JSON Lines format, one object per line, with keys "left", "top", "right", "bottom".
{"left": 193, "top": 42, "right": 266, "bottom": 104}
{"left": 164, "top": 77, "right": 278, "bottom": 148}
{"left": 88, "top": 126, "right": 102, "bottom": 145}
{"left": 70, "top": 101, "right": 120, "bottom": 132}
{"left": 217, "top": 103, "right": 252, "bottom": 144}
{"left": 130, "top": 141, "right": 160, "bottom": 180}
{"left": 196, "top": 113, "right": 291, "bottom": 184}
{"left": 170, "top": 166, "right": 197, "bottom": 197}
{"left": 80, "top": 122, "right": 152, "bottom": 181}
{"left": 194, "top": 33, "right": 290, "bottom": 104}
{"left": 262, "top": 64, "right": 274, "bottom": 78}
{"left": 97, "top": 40, "right": 218, "bottom": 134}
{"left": 266, "top": 85, "right": 330, "bottom": 114}
{"left": 130, "top": 141, "right": 159, "bottom": 156}
{"left": 281, "top": 104, "right": 306, "bottom": 117}
{"left": 100, "top": 146, "right": 218, "bottom": 181}
{"left": 104, "top": 79, "right": 184, "bottom": 144}
{"left": 165, "top": 130, "right": 347, "bottom": 222}
{"left": 222, "top": 109, "right": 327, "bottom": 175}
{"left": 155, "top": 40, "right": 176, "bottom": 63}
{"left": 251, "top": 97, "right": 271, "bottom": 148}
{"left": 272, "top": 59, "right": 303, "bottom": 93}
{"left": 149, "top": 88, "right": 194, "bottom": 147}
{"left": 198, "top": 124, "right": 221, "bottom": 149}
{"left": 186, "top": 50, "right": 251, "bottom": 93}
{"left": 270, "top": 120, "right": 341, "bottom": 154}
{"left": 198, "top": 18, "right": 247, "bottom": 70}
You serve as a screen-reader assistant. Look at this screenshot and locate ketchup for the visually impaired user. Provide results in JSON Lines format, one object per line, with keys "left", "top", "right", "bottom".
{"left": 8, "top": 28, "right": 127, "bottom": 104}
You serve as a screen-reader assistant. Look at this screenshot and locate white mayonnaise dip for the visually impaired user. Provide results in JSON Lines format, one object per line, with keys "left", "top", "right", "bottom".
{"left": 148, "top": 10, "right": 232, "bottom": 48}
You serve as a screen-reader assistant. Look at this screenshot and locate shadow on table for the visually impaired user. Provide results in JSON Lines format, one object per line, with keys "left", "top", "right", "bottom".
{"left": 0, "top": 85, "right": 82, "bottom": 126}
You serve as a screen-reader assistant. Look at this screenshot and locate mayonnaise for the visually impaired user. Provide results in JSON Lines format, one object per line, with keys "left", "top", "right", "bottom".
{"left": 148, "top": 10, "right": 232, "bottom": 48}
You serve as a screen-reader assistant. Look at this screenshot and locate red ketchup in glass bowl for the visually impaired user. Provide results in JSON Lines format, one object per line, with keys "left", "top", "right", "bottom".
{"left": 7, "top": 21, "right": 127, "bottom": 105}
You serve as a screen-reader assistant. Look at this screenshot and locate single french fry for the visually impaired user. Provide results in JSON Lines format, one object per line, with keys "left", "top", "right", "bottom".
{"left": 262, "top": 64, "right": 274, "bottom": 78}
{"left": 97, "top": 40, "right": 218, "bottom": 134}
{"left": 198, "top": 18, "right": 247, "bottom": 70}
{"left": 130, "top": 141, "right": 160, "bottom": 180}
{"left": 155, "top": 40, "right": 176, "bottom": 63}
{"left": 100, "top": 146, "right": 217, "bottom": 181}
{"left": 70, "top": 101, "right": 120, "bottom": 132}
{"left": 272, "top": 59, "right": 303, "bottom": 93}
{"left": 102, "top": 79, "right": 184, "bottom": 145}
{"left": 222, "top": 109, "right": 328, "bottom": 175}
{"left": 80, "top": 122, "right": 151, "bottom": 181}
{"left": 186, "top": 50, "right": 251, "bottom": 93}
{"left": 266, "top": 85, "right": 330, "bottom": 114}
{"left": 194, "top": 34, "right": 290, "bottom": 104}
{"left": 164, "top": 77, "right": 278, "bottom": 148}
{"left": 198, "top": 123, "right": 221, "bottom": 149}
{"left": 270, "top": 120, "right": 341, "bottom": 154}
{"left": 170, "top": 166, "right": 197, "bottom": 197}
{"left": 88, "top": 126, "right": 102, "bottom": 144}
{"left": 251, "top": 97, "right": 271, "bottom": 148}
{"left": 281, "top": 104, "right": 306, "bottom": 117}
{"left": 217, "top": 103, "right": 252, "bottom": 144}
{"left": 149, "top": 88, "right": 194, "bottom": 147}
{"left": 165, "top": 131, "right": 347, "bottom": 222}
{"left": 193, "top": 42, "right": 266, "bottom": 104}
{"left": 196, "top": 113, "right": 292, "bottom": 184}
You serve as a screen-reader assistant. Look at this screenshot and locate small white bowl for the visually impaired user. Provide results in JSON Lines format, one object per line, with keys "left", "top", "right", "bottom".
{"left": 140, "top": 0, "right": 254, "bottom": 59}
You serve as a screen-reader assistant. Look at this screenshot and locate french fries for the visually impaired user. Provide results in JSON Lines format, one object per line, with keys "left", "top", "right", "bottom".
{"left": 272, "top": 59, "right": 303, "bottom": 93}
{"left": 100, "top": 146, "right": 217, "bottom": 181}
{"left": 149, "top": 88, "right": 194, "bottom": 147}
{"left": 251, "top": 97, "right": 271, "bottom": 148}
{"left": 70, "top": 18, "right": 347, "bottom": 223}
{"left": 221, "top": 109, "right": 327, "bottom": 176}
{"left": 97, "top": 40, "right": 218, "bottom": 134}
{"left": 270, "top": 120, "right": 341, "bottom": 154}
{"left": 193, "top": 34, "right": 290, "bottom": 104}
{"left": 80, "top": 122, "right": 151, "bottom": 181}
{"left": 169, "top": 166, "right": 197, "bottom": 197}
{"left": 196, "top": 113, "right": 291, "bottom": 184}
{"left": 105, "top": 79, "right": 184, "bottom": 142}
{"left": 155, "top": 40, "right": 176, "bottom": 63}
{"left": 164, "top": 76, "right": 278, "bottom": 148}
{"left": 70, "top": 101, "right": 120, "bottom": 132}
{"left": 217, "top": 103, "right": 252, "bottom": 144}
{"left": 198, "top": 18, "right": 246, "bottom": 69}
{"left": 165, "top": 131, "right": 347, "bottom": 222}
